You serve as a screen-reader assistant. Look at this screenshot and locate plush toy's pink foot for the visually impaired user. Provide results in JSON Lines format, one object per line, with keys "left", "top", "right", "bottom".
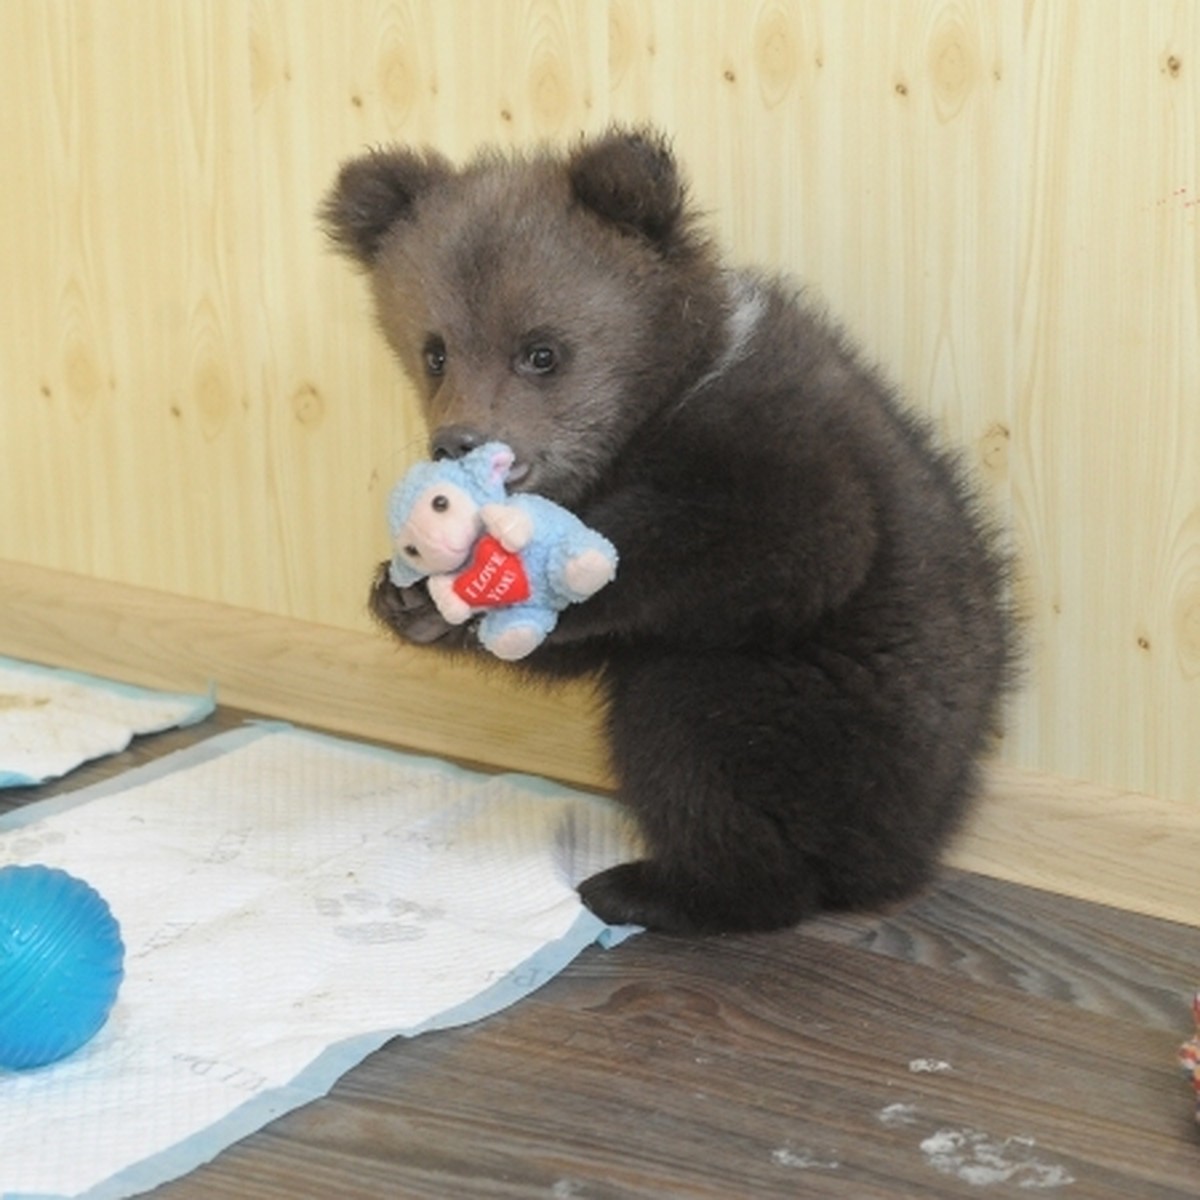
{"left": 564, "top": 548, "right": 616, "bottom": 597}
{"left": 487, "top": 625, "right": 542, "bottom": 661}
{"left": 427, "top": 575, "right": 473, "bottom": 624}
{"left": 480, "top": 502, "right": 534, "bottom": 552}
{"left": 1181, "top": 991, "right": 1200, "bottom": 1125}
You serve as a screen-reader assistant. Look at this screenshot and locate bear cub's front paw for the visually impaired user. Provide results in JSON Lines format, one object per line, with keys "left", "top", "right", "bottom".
{"left": 369, "top": 564, "right": 467, "bottom": 647}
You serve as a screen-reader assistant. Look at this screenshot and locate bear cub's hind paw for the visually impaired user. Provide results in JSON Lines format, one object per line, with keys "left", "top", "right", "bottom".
{"left": 578, "top": 861, "right": 706, "bottom": 934}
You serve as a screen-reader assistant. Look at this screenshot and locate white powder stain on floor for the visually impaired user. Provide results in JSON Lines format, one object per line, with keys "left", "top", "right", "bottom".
{"left": 909, "top": 1057, "right": 954, "bottom": 1074}
{"left": 771, "top": 1147, "right": 840, "bottom": 1171}
{"left": 878, "top": 1101, "right": 921, "bottom": 1127}
{"left": 920, "top": 1127, "right": 1075, "bottom": 1189}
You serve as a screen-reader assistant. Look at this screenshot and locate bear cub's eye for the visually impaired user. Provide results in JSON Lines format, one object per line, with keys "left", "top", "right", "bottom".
{"left": 403, "top": 544, "right": 420, "bottom": 559}
{"left": 431, "top": 494, "right": 449, "bottom": 512}
{"left": 423, "top": 335, "right": 447, "bottom": 377}
{"left": 516, "top": 335, "right": 564, "bottom": 378}
{"left": 525, "top": 345, "right": 557, "bottom": 374}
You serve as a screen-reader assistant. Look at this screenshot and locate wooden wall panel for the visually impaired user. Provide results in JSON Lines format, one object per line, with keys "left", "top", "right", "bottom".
{"left": 608, "top": 0, "right": 1020, "bottom": 448}
{"left": 0, "top": 1, "right": 1197, "bottom": 806}
{"left": 1010, "top": 0, "right": 1200, "bottom": 800}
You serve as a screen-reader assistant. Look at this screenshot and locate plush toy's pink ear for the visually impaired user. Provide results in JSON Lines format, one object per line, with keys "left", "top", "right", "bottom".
{"left": 484, "top": 444, "right": 514, "bottom": 487}
{"left": 463, "top": 442, "right": 515, "bottom": 495}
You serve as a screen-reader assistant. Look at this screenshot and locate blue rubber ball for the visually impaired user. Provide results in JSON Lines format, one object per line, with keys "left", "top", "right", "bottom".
{"left": 0, "top": 864, "right": 125, "bottom": 1071}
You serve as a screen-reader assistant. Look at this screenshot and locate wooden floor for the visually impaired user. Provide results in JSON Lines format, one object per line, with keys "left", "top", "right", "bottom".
{"left": 3, "top": 709, "right": 1197, "bottom": 1199}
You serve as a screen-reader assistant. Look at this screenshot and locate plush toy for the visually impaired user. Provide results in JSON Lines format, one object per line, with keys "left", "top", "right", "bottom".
{"left": 386, "top": 442, "right": 618, "bottom": 661}
{"left": 1181, "top": 991, "right": 1200, "bottom": 1125}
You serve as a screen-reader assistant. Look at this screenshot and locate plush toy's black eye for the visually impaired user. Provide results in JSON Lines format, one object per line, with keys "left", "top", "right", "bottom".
{"left": 524, "top": 344, "right": 558, "bottom": 375}
{"left": 431, "top": 494, "right": 449, "bottom": 512}
{"left": 423, "top": 335, "right": 447, "bottom": 377}
{"left": 403, "top": 544, "right": 420, "bottom": 559}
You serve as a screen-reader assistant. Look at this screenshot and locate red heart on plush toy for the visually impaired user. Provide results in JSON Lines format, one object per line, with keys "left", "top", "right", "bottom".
{"left": 452, "top": 534, "right": 532, "bottom": 608}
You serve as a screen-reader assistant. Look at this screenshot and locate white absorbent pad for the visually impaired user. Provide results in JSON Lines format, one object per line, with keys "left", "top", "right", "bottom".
{"left": 0, "top": 723, "right": 639, "bottom": 1200}
{"left": 0, "top": 656, "right": 215, "bottom": 787}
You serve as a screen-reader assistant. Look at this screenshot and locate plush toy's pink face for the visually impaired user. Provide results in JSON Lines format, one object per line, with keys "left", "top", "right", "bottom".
{"left": 391, "top": 480, "right": 481, "bottom": 575}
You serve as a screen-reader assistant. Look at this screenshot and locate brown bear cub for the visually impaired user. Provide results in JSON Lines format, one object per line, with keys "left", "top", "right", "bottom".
{"left": 322, "top": 128, "right": 1016, "bottom": 935}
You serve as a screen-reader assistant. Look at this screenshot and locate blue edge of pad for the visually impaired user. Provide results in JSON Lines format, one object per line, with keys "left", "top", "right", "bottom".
{"left": 0, "top": 655, "right": 217, "bottom": 789}
{"left": 1, "top": 722, "right": 638, "bottom": 1200}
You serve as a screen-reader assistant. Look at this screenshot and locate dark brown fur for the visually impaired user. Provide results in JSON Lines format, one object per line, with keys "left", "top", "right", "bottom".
{"left": 322, "top": 128, "right": 1017, "bottom": 935}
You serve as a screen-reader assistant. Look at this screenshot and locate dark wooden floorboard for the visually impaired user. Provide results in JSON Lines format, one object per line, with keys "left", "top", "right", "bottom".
{"left": 4, "top": 710, "right": 1197, "bottom": 1197}
{"left": 807, "top": 873, "right": 1196, "bottom": 1032}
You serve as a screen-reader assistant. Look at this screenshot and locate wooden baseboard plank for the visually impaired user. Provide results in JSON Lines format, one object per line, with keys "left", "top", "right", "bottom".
{"left": 953, "top": 763, "right": 1198, "bottom": 929}
{"left": 2, "top": 559, "right": 1196, "bottom": 928}
{"left": 0, "top": 559, "right": 608, "bottom": 786}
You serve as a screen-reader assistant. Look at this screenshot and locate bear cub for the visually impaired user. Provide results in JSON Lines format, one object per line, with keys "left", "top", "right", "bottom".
{"left": 322, "top": 128, "right": 1016, "bottom": 935}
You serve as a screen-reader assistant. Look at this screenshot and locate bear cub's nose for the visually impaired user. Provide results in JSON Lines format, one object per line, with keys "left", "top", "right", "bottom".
{"left": 430, "top": 424, "right": 486, "bottom": 460}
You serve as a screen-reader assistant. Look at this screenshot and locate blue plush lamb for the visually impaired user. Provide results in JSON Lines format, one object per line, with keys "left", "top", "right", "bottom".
{"left": 386, "top": 442, "right": 618, "bottom": 660}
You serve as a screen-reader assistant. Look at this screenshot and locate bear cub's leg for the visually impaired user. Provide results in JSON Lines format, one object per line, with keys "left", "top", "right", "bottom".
{"left": 578, "top": 648, "right": 948, "bottom": 935}
{"left": 578, "top": 652, "right": 830, "bottom": 935}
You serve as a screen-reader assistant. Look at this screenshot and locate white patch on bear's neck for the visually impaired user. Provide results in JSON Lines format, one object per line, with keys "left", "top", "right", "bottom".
{"left": 682, "top": 271, "right": 767, "bottom": 402}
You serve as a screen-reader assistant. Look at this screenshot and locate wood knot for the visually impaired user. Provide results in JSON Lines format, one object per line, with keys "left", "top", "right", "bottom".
{"left": 753, "top": 2, "right": 799, "bottom": 109}
{"left": 928, "top": 11, "right": 980, "bottom": 121}
{"left": 979, "top": 422, "right": 1011, "bottom": 478}
{"left": 291, "top": 382, "right": 325, "bottom": 429}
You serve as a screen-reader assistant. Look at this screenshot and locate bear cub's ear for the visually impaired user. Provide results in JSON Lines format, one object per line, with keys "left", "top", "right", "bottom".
{"left": 568, "top": 127, "right": 687, "bottom": 249}
{"left": 320, "top": 147, "right": 453, "bottom": 265}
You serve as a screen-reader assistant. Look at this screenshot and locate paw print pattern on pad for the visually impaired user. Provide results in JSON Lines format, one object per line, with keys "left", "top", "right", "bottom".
{"left": 313, "top": 887, "right": 444, "bottom": 945}
{"left": 2, "top": 829, "right": 68, "bottom": 860}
